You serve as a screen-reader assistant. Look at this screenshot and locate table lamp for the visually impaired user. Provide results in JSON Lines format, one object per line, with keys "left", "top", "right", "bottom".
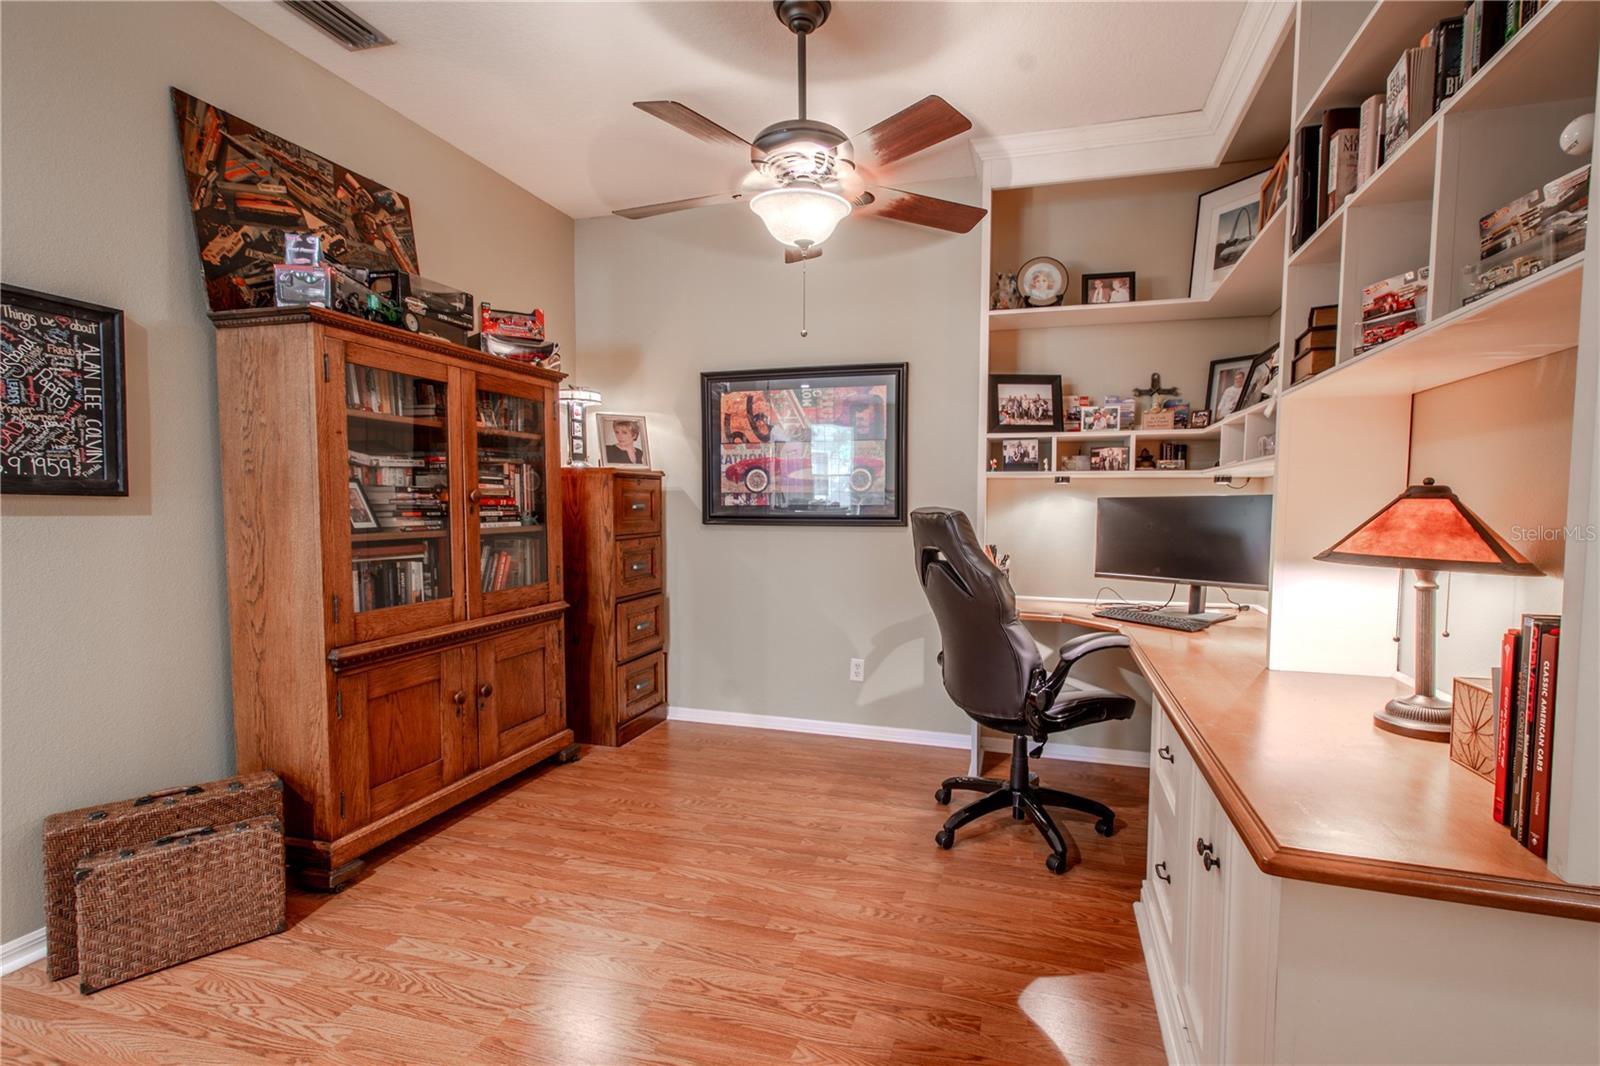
{"left": 558, "top": 384, "right": 603, "bottom": 466}
{"left": 1315, "top": 478, "right": 1541, "bottom": 740}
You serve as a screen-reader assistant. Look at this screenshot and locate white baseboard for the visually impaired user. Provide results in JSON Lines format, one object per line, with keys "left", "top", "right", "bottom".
{"left": 1, "top": 927, "right": 46, "bottom": 976}
{"left": 666, "top": 705, "right": 1149, "bottom": 768}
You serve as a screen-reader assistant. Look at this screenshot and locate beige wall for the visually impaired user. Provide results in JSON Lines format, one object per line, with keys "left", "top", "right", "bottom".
{"left": 574, "top": 184, "right": 980, "bottom": 739}
{"left": 0, "top": 1, "right": 574, "bottom": 941}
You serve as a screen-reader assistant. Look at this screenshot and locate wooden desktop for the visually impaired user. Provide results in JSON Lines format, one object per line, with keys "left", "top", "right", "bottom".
{"left": 1007, "top": 600, "right": 1598, "bottom": 1065}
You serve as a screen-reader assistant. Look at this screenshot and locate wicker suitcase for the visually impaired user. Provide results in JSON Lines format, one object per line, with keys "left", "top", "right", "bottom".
{"left": 74, "top": 814, "right": 286, "bottom": 993}
{"left": 43, "top": 770, "right": 282, "bottom": 980}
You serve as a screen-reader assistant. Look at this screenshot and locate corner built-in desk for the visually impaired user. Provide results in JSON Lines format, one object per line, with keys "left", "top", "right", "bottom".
{"left": 1012, "top": 600, "right": 1598, "bottom": 1065}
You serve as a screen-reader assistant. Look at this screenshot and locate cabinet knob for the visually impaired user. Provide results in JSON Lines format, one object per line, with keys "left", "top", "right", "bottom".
{"left": 1154, "top": 861, "right": 1171, "bottom": 884}
{"left": 1195, "top": 837, "right": 1213, "bottom": 857}
{"left": 633, "top": 620, "right": 651, "bottom": 633}
{"left": 1158, "top": 745, "right": 1174, "bottom": 763}
{"left": 479, "top": 683, "right": 493, "bottom": 698}
{"left": 1203, "top": 852, "right": 1222, "bottom": 872}
{"left": 452, "top": 690, "right": 466, "bottom": 716}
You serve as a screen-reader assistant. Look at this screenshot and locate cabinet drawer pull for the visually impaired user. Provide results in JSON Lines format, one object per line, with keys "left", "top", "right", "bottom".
{"left": 629, "top": 560, "right": 648, "bottom": 573}
{"left": 1195, "top": 837, "right": 1213, "bottom": 857}
{"left": 632, "top": 677, "right": 651, "bottom": 694}
{"left": 629, "top": 501, "right": 647, "bottom": 512}
{"left": 633, "top": 620, "right": 651, "bottom": 633}
{"left": 1158, "top": 745, "right": 1174, "bottom": 763}
{"left": 1154, "top": 861, "right": 1171, "bottom": 884}
{"left": 1203, "top": 852, "right": 1222, "bottom": 872}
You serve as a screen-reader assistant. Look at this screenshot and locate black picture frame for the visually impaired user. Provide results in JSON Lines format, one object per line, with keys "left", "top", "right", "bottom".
{"left": 1239, "top": 344, "right": 1280, "bottom": 409}
{"left": 701, "top": 363, "right": 908, "bottom": 526}
{"left": 1, "top": 284, "right": 128, "bottom": 496}
{"left": 1204, "top": 353, "right": 1257, "bottom": 420}
{"left": 1081, "top": 272, "right": 1137, "bottom": 305}
{"left": 987, "top": 373, "right": 1063, "bottom": 433}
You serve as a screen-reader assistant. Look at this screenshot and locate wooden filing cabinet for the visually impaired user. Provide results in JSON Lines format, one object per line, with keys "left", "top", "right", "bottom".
{"left": 561, "top": 468, "right": 667, "bottom": 745}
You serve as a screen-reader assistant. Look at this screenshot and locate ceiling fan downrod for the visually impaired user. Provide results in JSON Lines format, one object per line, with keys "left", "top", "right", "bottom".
{"left": 775, "top": 0, "right": 830, "bottom": 121}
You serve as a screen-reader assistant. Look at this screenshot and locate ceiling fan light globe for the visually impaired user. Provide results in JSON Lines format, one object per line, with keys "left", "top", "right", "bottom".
{"left": 749, "top": 184, "right": 850, "bottom": 249}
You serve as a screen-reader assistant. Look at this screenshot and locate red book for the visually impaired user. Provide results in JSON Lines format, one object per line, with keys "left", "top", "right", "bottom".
{"left": 1526, "top": 628, "right": 1560, "bottom": 858}
{"left": 1493, "top": 628, "right": 1518, "bottom": 824}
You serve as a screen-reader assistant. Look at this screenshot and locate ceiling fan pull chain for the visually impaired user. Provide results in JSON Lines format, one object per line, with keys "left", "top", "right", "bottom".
{"left": 800, "top": 257, "right": 809, "bottom": 338}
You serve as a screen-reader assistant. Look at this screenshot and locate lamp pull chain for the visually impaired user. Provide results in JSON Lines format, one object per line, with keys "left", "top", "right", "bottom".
{"left": 1442, "top": 572, "right": 1452, "bottom": 638}
{"left": 800, "top": 257, "right": 809, "bottom": 338}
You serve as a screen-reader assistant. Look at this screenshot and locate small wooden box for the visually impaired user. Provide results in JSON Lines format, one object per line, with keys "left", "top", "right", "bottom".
{"left": 1293, "top": 348, "right": 1335, "bottom": 383}
{"left": 1450, "top": 677, "right": 1496, "bottom": 781}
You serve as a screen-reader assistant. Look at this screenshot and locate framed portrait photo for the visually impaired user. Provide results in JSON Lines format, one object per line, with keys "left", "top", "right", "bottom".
{"left": 596, "top": 413, "right": 651, "bottom": 469}
{"left": 1190, "top": 169, "right": 1269, "bottom": 298}
{"left": 998, "top": 437, "right": 1045, "bottom": 472}
{"left": 987, "top": 373, "right": 1063, "bottom": 433}
{"left": 1082, "top": 272, "right": 1136, "bottom": 305}
{"left": 701, "top": 363, "right": 906, "bottom": 526}
{"left": 1239, "top": 344, "right": 1280, "bottom": 410}
{"left": 348, "top": 479, "right": 379, "bottom": 532}
{"left": 1205, "top": 353, "right": 1258, "bottom": 421}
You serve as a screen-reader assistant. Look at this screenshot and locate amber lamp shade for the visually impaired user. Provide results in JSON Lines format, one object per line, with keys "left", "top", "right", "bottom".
{"left": 1316, "top": 479, "right": 1541, "bottom": 740}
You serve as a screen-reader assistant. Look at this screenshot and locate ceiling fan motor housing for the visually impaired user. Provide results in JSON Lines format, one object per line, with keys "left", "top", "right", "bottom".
{"left": 753, "top": 118, "right": 852, "bottom": 185}
{"left": 774, "top": 0, "right": 831, "bottom": 34}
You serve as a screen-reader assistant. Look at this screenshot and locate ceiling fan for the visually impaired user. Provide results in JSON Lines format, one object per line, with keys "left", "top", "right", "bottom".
{"left": 615, "top": 0, "right": 986, "bottom": 262}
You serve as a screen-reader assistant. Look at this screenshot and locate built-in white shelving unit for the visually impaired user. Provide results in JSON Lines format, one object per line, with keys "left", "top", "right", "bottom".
{"left": 973, "top": 0, "right": 1599, "bottom": 890}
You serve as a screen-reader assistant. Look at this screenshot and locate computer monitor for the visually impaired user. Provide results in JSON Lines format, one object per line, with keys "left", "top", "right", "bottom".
{"left": 1095, "top": 495, "right": 1273, "bottom": 618}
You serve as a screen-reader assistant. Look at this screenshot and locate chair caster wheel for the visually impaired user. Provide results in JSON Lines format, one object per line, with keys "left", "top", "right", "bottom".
{"left": 1046, "top": 853, "right": 1067, "bottom": 875}
{"left": 1095, "top": 817, "right": 1115, "bottom": 837}
{"left": 935, "top": 829, "right": 954, "bottom": 850}
{"left": 934, "top": 787, "right": 951, "bottom": 805}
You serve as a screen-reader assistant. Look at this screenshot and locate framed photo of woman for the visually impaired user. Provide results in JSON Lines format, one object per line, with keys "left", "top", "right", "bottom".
{"left": 596, "top": 413, "right": 652, "bottom": 468}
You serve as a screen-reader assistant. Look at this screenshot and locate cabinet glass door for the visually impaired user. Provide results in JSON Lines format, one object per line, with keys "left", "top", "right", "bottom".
{"left": 470, "top": 379, "right": 551, "bottom": 612}
{"left": 343, "top": 352, "right": 457, "bottom": 638}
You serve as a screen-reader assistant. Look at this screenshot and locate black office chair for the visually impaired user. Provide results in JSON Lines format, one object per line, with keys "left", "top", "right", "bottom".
{"left": 912, "top": 507, "right": 1137, "bottom": 874}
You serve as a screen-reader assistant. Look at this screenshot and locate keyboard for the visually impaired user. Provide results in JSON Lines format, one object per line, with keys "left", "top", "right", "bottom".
{"left": 1092, "top": 606, "right": 1215, "bottom": 632}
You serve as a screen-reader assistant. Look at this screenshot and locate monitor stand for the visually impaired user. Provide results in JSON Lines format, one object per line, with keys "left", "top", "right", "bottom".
{"left": 1153, "top": 584, "right": 1234, "bottom": 625}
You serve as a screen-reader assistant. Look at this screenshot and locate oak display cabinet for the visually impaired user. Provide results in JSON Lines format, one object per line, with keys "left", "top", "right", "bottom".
{"left": 212, "top": 307, "right": 573, "bottom": 889}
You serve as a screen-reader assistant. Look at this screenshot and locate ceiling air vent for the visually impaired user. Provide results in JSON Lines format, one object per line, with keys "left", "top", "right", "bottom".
{"left": 280, "top": 1, "right": 393, "bottom": 51}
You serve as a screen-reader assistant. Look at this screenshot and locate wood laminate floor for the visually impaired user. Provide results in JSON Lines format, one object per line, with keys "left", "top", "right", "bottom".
{"left": 1, "top": 722, "right": 1163, "bottom": 1065}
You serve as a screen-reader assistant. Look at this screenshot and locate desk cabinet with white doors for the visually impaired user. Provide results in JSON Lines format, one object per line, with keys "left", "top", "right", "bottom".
{"left": 1134, "top": 698, "right": 1599, "bottom": 1066}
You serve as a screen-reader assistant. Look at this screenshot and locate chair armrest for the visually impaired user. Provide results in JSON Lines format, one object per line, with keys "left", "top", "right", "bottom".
{"left": 1057, "top": 631, "right": 1130, "bottom": 672}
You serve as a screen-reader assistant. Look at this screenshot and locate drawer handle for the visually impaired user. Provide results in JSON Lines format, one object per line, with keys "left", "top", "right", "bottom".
{"left": 1203, "top": 852, "right": 1222, "bottom": 873}
{"left": 629, "top": 501, "right": 647, "bottom": 512}
{"left": 630, "top": 561, "right": 647, "bottom": 573}
{"left": 1158, "top": 745, "right": 1174, "bottom": 763}
{"left": 1154, "top": 861, "right": 1171, "bottom": 884}
{"left": 1195, "top": 837, "right": 1213, "bottom": 857}
{"left": 632, "top": 677, "right": 651, "bottom": 694}
{"left": 633, "top": 620, "right": 651, "bottom": 633}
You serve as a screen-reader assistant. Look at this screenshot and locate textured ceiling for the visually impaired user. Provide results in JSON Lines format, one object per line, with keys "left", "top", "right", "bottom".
{"left": 227, "top": 1, "right": 1247, "bottom": 219}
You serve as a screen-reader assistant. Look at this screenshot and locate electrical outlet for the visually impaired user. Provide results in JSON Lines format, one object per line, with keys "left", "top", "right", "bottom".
{"left": 849, "top": 658, "right": 865, "bottom": 682}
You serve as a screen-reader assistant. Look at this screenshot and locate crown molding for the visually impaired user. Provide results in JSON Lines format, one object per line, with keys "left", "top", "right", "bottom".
{"left": 970, "top": 1, "right": 1294, "bottom": 189}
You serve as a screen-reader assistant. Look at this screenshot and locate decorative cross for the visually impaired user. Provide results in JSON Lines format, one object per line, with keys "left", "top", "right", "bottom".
{"left": 1132, "top": 373, "right": 1179, "bottom": 401}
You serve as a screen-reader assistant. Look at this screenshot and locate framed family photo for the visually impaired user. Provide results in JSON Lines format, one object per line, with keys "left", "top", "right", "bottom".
{"left": 1082, "top": 272, "right": 1135, "bottom": 304}
{"left": 987, "top": 373, "right": 1063, "bottom": 432}
{"left": 1205, "top": 353, "right": 1257, "bottom": 420}
{"left": 596, "top": 413, "right": 652, "bottom": 468}
{"left": 1190, "top": 170, "right": 1268, "bottom": 298}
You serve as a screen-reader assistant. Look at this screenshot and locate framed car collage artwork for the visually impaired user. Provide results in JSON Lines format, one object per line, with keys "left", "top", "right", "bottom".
{"left": 700, "top": 364, "right": 908, "bottom": 526}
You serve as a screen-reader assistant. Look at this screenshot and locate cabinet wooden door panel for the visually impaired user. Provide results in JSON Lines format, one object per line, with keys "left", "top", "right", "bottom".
{"left": 1182, "top": 773, "right": 1229, "bottom": 1065}
{"left": 477, "top": 620, "right": 564, "bottom": 766}
{"left": 339, "top": 648, "right": 471, "bottom": 827}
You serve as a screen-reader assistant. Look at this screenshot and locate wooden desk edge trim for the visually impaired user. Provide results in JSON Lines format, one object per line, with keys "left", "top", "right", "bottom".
{"left": 1110, "top": 622, "right": 1600, "bottom": 923}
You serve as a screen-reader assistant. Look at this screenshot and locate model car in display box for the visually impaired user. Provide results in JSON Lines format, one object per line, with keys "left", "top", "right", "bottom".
{"left": 479, "top": 302, "right": 558, "bottom": 367}
{"left": 368, "top": 271, "right": 474, "bottom": 346}
{"left": 1357, "top": 267, "right": 1428, "bottom": 354}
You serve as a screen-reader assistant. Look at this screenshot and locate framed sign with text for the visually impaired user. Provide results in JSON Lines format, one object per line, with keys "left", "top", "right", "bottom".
{"left": 1, "top": 285, "right": 128, "bottom": 496}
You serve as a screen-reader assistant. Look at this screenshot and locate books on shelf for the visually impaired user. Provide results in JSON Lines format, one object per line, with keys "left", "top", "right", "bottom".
{"left": 476, "top": 394, "right": 541, "bottom": 433}
{"left": 345, "top": 364, "right": 442, "bottom": 418}
{"left": 350, "top": 543, "right": 438, "bottom": 612}
{"left": 1495, "top": 614, "right": 1560, "bottom": 859}
{"left": 1383, "top": 44, "right": 1436, "bottom": 163}
{"left": 1423, "top": 15, "right": 1466, "bottom": 112}
{"left": 1356, "top": 94, "right": 1384, "bottom": 188}
{"left": 479, "top": 541, "right": 537, "bottom": 593}
{"left": 1291, "top": 125, "right": 1320, "bottom": 249}
{"left": 1326, "top": 127, "right": 1359, "bottom": 218}
{"left": 350, "top": 447, "right": 449, "bottom": 530}
{"left": 1315, "top": 108, "right": 1360, "bottom": 229}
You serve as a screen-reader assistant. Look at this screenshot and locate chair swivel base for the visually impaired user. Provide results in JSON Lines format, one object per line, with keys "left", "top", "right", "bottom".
{"left": 932, "top": 737, "right": 1116, "bottom": 874}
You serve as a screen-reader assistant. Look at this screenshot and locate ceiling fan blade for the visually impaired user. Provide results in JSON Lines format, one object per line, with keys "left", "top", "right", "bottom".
{"left": 613, "top": 192, "right": 741, "bottom": 220}
{"left": 633, "top": 101, "right": 750, "bottom": 149}
{"left": 856, "top": 187, "right": 986, "bottom": 234}
{"left": 852, "top": 96, "right": 972, "bottom": 174}
{"left": 784, "top": 247, "right": 822, "bottom": 265}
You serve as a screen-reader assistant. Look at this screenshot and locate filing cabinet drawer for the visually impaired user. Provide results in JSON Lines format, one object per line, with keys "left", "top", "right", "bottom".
{"left": 616, "top": 651, "right": 666, "bottom": 722}
{"left": 614, "top": 536, "right": 663, "bottom": 597}
{"left": 612, "top": 476, "right": 662, "bottom": 535}
{"left": 1151, "top": 700, "right": 1185, "bottom": 828}
{"left": 615, "top": 594, "right": 665, "bottom": 662}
